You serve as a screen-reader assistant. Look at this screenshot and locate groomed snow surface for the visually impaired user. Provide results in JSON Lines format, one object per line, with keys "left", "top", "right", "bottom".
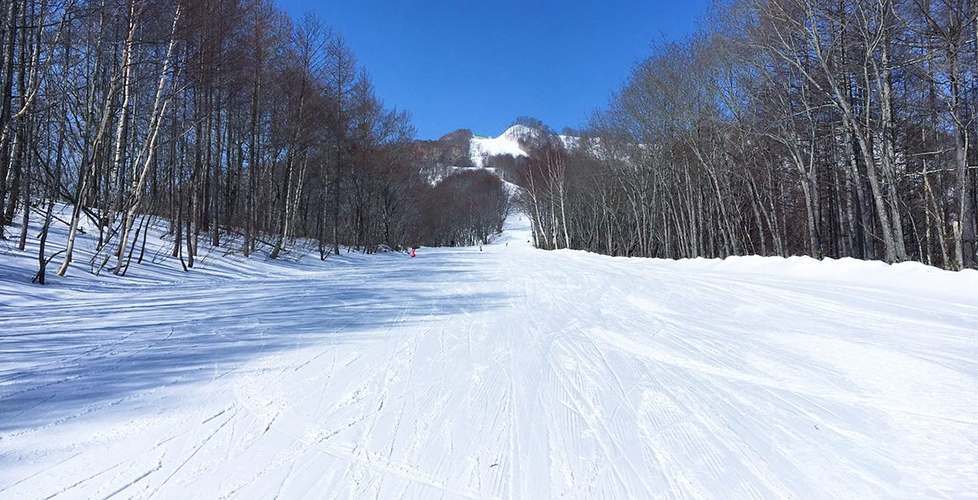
{"left": 2, "top": 209, "right": 978, "bottom": 500}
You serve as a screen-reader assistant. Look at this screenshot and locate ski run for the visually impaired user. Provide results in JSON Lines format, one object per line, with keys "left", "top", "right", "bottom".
{"left": 2, "top": 209, "right": 978, "bottom": 500}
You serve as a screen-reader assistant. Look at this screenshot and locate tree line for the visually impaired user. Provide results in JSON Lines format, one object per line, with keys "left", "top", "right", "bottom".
{"left": 421, "top": 169, "right": 508, "bottom": 247}
{"left": 520, "top": 0, "right": 978, "bottom": 269}
{"left": 0, "top": 0, "right": 509, "bottom": 283}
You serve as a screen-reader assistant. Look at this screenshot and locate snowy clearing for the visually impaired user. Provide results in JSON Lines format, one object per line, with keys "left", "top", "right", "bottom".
{"left": 2, "top": 213, "right": 978, "bottom": 500}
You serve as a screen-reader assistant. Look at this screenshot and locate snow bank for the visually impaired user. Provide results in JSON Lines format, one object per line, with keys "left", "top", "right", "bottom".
{"left": 544, "top": 247, "right": 978, "bottom": 304}
{"left": 0, "top": 204, "right": 402, "bottom": 303}
{"left": 660, "top": 254, "right": 978, "bottom": 303}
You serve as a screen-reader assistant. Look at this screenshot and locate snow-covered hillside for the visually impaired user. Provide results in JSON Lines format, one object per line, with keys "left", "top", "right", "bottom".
{"left": 469, "top": 126, "right": 532, "bottom": 168}
{"left": 468, "top": 124, "right": 579, "bottom": 168}
{"left": 2, "top": 212, "right": 977, "bottom": 500}
{"left": 421, "top": 125, "right": 532, "bottom": 195}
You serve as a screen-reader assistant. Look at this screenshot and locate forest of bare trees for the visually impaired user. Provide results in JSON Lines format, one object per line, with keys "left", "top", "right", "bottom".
{"left": 0, "top": 0, "right": 511, "bottom": 283}
{"left": 521, "top": 0, "right": 978, "bottom": 269}
{"left": 7, "top": 0, "right": 968, "bottom": 283}
{"left": 421, "top": 169, "right": 508, "bottom": 247}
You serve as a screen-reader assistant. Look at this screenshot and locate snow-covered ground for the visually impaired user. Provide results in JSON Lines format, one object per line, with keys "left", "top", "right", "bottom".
{"left": 2, "top": 211, "right": 978, "bottom": 500}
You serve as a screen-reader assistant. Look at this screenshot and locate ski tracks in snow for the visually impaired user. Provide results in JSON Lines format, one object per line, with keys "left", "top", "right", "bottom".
{"left": 2, "top": 215, "right": 978, "bottom": 499}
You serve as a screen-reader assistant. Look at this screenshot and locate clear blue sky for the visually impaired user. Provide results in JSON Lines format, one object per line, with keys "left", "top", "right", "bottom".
{"left": 278, "top": 0, "right": 711, "bottom": 140}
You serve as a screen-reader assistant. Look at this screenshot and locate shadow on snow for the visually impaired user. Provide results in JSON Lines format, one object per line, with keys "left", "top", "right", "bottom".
{"left": 0, "top": 249, "right": 509, "bottom": 436}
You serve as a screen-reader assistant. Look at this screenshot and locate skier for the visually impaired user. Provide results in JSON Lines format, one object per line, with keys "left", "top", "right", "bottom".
{"left": 411, "top": 247, "right": 416, "bottom": 258}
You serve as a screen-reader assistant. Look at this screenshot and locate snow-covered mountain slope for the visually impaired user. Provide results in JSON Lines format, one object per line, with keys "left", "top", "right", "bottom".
{"left": 469, "top": 125, "right": 533, "bottom": 167}
{"left": 2, "top": 213, "right": 978, "bottom": 500}
{"left": 420, "top": 126, "right": 528, "bottom": 194}
{"left": 467, "top": 124, "right": 579, "bottom": 168}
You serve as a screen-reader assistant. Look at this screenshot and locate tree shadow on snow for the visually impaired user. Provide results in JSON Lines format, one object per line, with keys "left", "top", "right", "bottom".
{"left": 0, "top": 251, "right": 509, "bottom": 435}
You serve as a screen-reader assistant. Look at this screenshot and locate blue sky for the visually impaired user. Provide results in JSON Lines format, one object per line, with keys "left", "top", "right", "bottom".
{"left": 278, "top": 0, "right": 711, "bottom": 140}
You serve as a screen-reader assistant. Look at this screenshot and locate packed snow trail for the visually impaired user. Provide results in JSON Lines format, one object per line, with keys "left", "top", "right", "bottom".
{"left": 2, "top": 215, "right": 978, "bottom": 500}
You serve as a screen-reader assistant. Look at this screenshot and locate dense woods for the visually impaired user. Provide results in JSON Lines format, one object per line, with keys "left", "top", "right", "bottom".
{"left": 521, "top": 0, "right": 978, "bottom": 269}
{"left": 0, "top": 0, "right": 508, "bottom": 283}
{"left": 421, "top": 169, "right": 508, "bottom": 247}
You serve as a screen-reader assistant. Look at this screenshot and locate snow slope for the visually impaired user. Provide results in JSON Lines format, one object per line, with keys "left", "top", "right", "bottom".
{"left": 469, "top": 126, "right": 532, "bottom": 168}
{"left": 2, "top": 212, "right": 978, "bottom": 500}
{"left": 467, "top": 125, "right": 579, "bottom": 168}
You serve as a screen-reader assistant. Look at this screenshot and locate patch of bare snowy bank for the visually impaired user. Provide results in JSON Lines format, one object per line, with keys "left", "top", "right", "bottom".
{"left": 547, "top": 248, "right": 978, "bottom": 304}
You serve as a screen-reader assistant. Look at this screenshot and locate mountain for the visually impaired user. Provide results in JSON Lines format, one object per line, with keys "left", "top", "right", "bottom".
{"left": 469, "top": 125, "right": 535, "bottom": 168}
{"left": 413, "top": 121, "right": 581, "bottom": 197}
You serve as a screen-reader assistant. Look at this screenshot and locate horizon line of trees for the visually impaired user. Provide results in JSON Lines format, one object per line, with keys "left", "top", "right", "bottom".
{"left": 0, "top": 0, "right": 508, "bottom": 284}
{"left": 520, "top": 0, "right": 978, "bottom": 270}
